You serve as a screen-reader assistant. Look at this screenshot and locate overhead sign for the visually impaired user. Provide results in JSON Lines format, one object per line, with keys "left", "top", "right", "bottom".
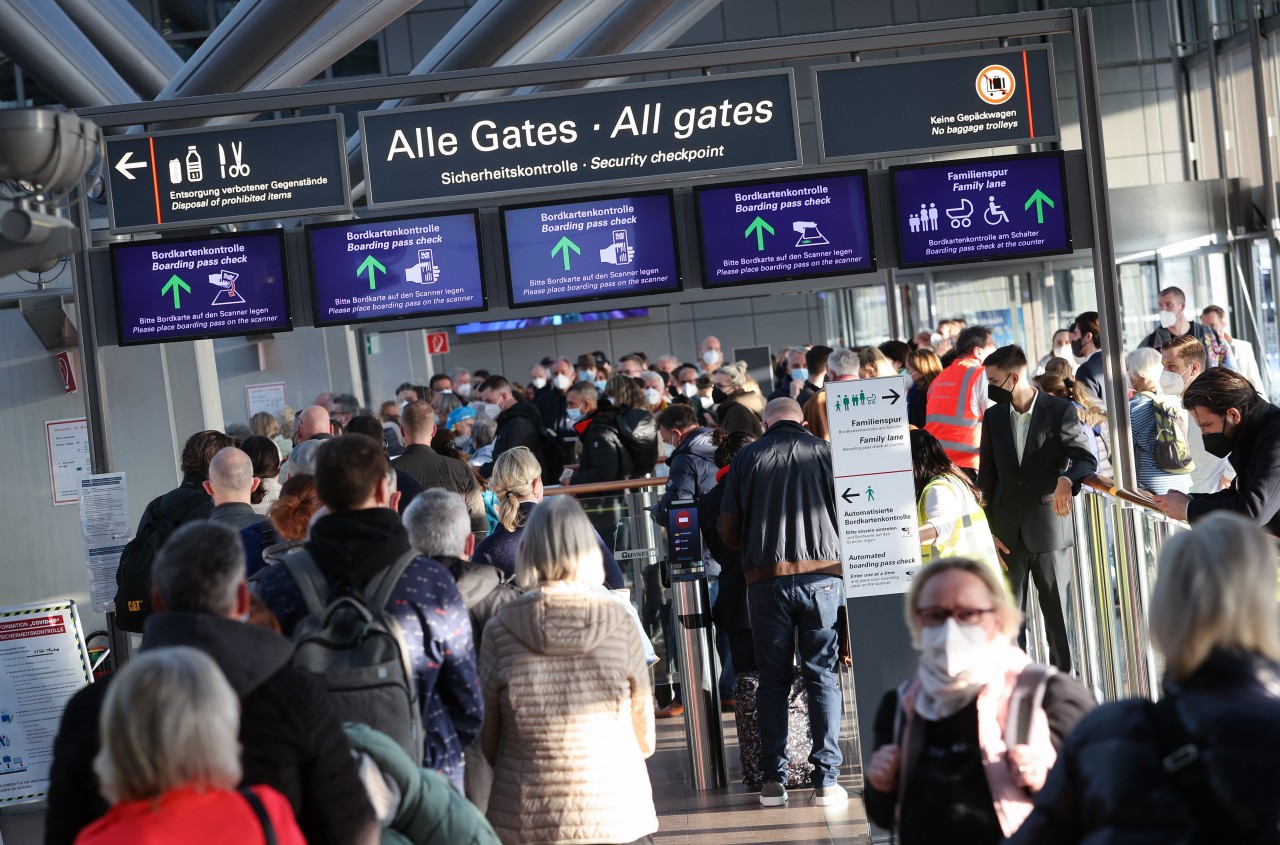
{"left": 814, "top": 46, "right": 1058, "bottom": 160}
{"left": 695, "top": 172, "right": 875, "bottom": 287}
{"left": 104, "top": 115, "right": 350, "bottom": 233}
{"left": 360, "top": 70, "right": 801, "bottom": 207}
{"left": 111, "top": 230, "right": 291, "bottom": 345}
{"left": 501, "top": 191, "right": 681, "bottom": 308}
{"left": 893, "top": 151, "right": 1071, "bottom": 268}
{"left": 307, "top": 212, "right": 486, "bottom": 327}
{"left": 426, "top": 331, "right": 450, "bottom": 355}
{"left": 825, "top": 377, "right": 921, "bottom": 598}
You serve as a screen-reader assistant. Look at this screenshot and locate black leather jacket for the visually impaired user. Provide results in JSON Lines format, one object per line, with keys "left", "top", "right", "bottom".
{"left": 1008, "top": 649, "right": 1280, "bottom": 845}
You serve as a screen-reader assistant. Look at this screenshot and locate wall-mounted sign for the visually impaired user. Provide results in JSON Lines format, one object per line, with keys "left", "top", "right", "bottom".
{"left": 245, "top": 381, "right": 287, "bottom": 419}
{"left": 104, "top": 115, "right": 350, "bottom": 233}
{"left": 695, "top": 171, "right": 875, "bottom": 288}
{"left": 426, "top": 331, "right": 450, "bottom": 355}
{"left": 46, "top": 417, "right": 89, "bottom": 507}
{"left": 56, "top": 351, "right": 77, "bottom": 394}
{"left": 360, "top": 70, "right": 801, "bottom": 207}
{"left": 814, "top": 46, "right": 1058, "bottom": 160}
{"left": 501, "top": 191, "right": 681, "bottom": 309}
{"left": 111, "top": 230, "right": 292, "bottom": 345}
{"left": 307, "top": 212, "right": 486, "bottom": 327}
{"left": 892, "top": 151, "right": 1072, "bottom": 269}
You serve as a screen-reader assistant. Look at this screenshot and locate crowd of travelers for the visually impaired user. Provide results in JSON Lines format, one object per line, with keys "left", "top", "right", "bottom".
{"left": 42, "top": 296, "right": 1280, "bottom": 844}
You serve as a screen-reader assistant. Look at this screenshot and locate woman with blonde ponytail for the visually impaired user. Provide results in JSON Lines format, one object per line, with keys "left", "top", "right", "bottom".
{"left": 473, "top": 447, "right": 626, "bottom": 588}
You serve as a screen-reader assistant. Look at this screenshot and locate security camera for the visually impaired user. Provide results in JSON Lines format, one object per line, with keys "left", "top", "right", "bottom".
{"left": 0, "top": 108, "right": 101, "bottom": 277}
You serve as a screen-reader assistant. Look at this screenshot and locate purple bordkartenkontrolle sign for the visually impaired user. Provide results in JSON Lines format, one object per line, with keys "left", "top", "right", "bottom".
{"left": 502, "top": 192, "right": 680, "bottom": 308}
{"left": 893, "top": 151, "right": 1071, "bottom": 268}
{"left": 308, "top": 212, "right": 486, "bottom": 326}
{"left": 112, "top": 231, "right": 290, "bottom": 345}
{"left": 695, "top": 173, "right": 875, "bottom": 287}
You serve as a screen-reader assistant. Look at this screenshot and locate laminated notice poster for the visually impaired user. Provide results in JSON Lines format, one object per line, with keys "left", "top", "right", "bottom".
{"left": 0, "top": 601, "right": 92, "bottom": 806}
{"left": 46, "top": 418, "right": 90, "bottom": 507}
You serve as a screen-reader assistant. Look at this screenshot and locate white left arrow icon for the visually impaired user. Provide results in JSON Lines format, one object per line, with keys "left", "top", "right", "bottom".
{"left": 114, "top": 151, "right": 148, "bottom": 180}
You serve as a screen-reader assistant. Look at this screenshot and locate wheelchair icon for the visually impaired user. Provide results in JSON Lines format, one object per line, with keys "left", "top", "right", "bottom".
{"left": 984, "top": 196, "right": 1010, "bottom": 225}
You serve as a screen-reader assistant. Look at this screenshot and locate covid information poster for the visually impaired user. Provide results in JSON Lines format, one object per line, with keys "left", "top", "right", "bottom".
{"left": 695, "top": 172, "right": 875, "bottom": 287}
{"left": 892, "top": 151, "right": 1071, "bottom": 268}
{"left": 0, "top": 601, "right": 92, "bottom": 806}
{"left": 308, "top": 212, "right": 487, "bottom": 326}
{"left": 501, "top": 191, "right": 681, "bottom": 308}
{"left": 111, "top": 230, "right": 291, "bottom": 345}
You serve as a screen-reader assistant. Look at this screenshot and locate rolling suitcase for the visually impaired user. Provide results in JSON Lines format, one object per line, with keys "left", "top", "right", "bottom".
{"left": 734, "top": 669, "right": 816, "bottom": 789}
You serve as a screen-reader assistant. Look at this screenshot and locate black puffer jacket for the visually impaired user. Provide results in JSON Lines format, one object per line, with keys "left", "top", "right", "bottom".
{"left": 571, "top": 403, "right": 635, "bottom": 483}
{"left": 1008, "top": 649, "right": 1280, "bottom": 845}
{"left": 45, "top": 612, "right": 375, "bottom": 845}
{"left": 486, "top": 400, "right": 545, "bottom": 473}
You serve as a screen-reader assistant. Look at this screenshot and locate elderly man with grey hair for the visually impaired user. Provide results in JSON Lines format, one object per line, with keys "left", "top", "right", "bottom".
{"left": 802, "top": 347, "right": 859, "bottom": 436}
{"left": 204, "top": 446, "right": 267, "bottom": 532}
{"left": 282, "top": 437, "right": 323, "bottom": 481}
{"left": 45, "top": 521, "right": 378, "bottom": 845}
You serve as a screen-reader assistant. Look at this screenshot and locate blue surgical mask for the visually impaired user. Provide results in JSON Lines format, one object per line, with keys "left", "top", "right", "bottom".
{"left": 577, "top": 370, "right": 593, "bottom": 382}
{"left": 790, "top": 367, "right": 809, "bottom": 383}
{"left": 594, "top": 380, "right": 607, "bottom": 390}
{"left": 566, "top": 407, "right": 583, "bottom": 423}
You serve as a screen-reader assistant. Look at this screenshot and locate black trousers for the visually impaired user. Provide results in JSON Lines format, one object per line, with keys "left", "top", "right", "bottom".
{"left": 1005, "top": 538, "right": 1073, "bottom": 672}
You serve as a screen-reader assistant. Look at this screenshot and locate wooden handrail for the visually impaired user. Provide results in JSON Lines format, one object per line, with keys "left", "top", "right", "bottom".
{"left": 545, "top": 476, "right": 668, "bottom": 497}
{"left": 1082, "top": 474, "right": 1168, "bottom": 514}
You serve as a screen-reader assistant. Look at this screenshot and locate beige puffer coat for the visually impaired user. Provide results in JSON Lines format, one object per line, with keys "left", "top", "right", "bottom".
{"left": 479, "top": 582, "right": 657, "bottom": 845}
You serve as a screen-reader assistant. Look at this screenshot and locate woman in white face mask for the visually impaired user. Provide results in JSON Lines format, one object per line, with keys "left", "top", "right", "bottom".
{"left": 864, "top": 558, "right": 1096, "bottom": 845}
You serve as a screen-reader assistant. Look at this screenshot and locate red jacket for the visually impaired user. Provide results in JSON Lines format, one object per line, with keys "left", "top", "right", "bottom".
{"left": 73, "top": 785, "right": 305, "bottom": 845}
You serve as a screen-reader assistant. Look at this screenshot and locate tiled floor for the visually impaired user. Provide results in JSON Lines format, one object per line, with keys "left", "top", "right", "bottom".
{"left": 646, "top": 707, "right": 871, "bottom": 845}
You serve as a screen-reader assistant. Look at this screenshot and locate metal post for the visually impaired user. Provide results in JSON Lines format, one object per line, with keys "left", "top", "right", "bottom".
{"left": 669, "top": 562, "right": 728, "bottom": 790}
{"left": 1074, "top": 8, "right": 1136, "bottom": 491}
{"left": 1114, "top": 502, "right": 1159, "bottom": 699}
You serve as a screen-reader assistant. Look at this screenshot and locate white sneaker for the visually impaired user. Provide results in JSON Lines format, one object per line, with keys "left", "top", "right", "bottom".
{"left": 759, "top": 781, "right": 788, "bottom": 807}
{"left": 813, "top": 784, "right": 848, "bottom": 806}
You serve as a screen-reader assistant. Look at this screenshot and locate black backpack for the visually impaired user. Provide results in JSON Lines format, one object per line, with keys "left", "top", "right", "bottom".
{"left": 538, "top": 426, "right": 566, "bottom": 486}
{"left": 114, "top": 492, "right": 208, "bottom": 633}
{"left": 281, "top": 548, "right": 424, "bottom": 762}
{"left": 615, "top": 407, "right": 659, "bottom": 475}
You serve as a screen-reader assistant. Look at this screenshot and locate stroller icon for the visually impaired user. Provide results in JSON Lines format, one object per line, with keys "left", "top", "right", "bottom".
{"left": 946, "top": 198, "right": 974, "bottom": 228}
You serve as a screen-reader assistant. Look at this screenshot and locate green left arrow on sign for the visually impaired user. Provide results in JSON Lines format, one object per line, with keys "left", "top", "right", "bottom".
{"left": 1023, "top": 189, "right": 1056, "bottom": 224}
{"left": 357, "top": 255, "right": 386, "bottom": 290}
{"left": 161, "top": 274, "right": 190, "bottom": 309}
{"left": 552, "top": 236, "right": 580, "bottom": 271}
{"left": 745, "top": 216, "right": 775, "bottom": 251}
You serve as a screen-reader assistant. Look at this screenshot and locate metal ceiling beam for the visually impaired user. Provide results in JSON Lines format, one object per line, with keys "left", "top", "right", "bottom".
{"left": 0, "top": 0, "right": 139, "bottom": 107}
{"left": 52, "top": 0, "right": 182, "bottom": 99}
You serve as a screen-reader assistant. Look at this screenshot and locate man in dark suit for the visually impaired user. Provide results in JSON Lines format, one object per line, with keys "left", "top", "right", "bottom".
{"left": 1070, "top": 311, "right": 1106, "bottom": 407}
{"left": 978, "top": 345, "right": 1098, "bottom": 671}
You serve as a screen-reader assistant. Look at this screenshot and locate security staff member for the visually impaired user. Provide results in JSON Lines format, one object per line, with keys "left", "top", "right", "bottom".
{"left": 1153, "top": 368, "right": 1280, "bottom": 534}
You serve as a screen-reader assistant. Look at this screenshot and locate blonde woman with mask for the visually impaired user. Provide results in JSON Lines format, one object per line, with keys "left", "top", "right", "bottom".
{"left": 471, "top": 447, "right": 625, "bottom": 589}
{"left": 864, "top": 559, "right": 1095, "bottom": 845}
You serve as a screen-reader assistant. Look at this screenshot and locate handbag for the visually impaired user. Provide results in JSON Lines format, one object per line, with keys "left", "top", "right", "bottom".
{"left": 239, "top": 788, "right": 279, "bottom": 845}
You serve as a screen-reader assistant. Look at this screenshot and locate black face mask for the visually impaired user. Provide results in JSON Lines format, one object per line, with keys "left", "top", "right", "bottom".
{"left": 987, "top": 375, "right": 1014, "bottom": 406}
{"left": 1070, "top": 337, "right": 1086, "bottom": 358}
{"left": 1202, "top": 420, "right": 1236, "bottom": 458}
{"left": 712, "top": 388, "right": 729, "bottom": 404}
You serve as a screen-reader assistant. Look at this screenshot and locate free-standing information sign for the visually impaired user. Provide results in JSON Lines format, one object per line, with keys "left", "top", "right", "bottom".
{"left": 695, "top": 172, "right": 875, "bottom": 287}
{"left": 111, "top": 230, "right": 292, "bottom": 345}
{"left": 360, "top": 70, "right": 801, "bottom": 207}
{"left": 104, "top": 115, "right": 350, "bottom": 233}
{"left": 825, "top": 377, "right": 921, "bottom": 597}
{"left": 307, "top": 213, "right": 487, "bottom": 326}
{"left": 0, "top": 601, "right": 92, "bottom": 806}
{"left": 815, "top": 46, "right": 1058, "bottom": 160}
{"left": 501, "top": 191, "right": 681, "bottom": 308}
{"left": 893, "top": 151, "right": 1071, "bottom": 269}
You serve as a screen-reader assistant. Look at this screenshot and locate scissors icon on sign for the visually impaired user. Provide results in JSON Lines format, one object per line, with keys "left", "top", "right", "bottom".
{"left": 228, "top": 142, "right": 250, "bottom": 178}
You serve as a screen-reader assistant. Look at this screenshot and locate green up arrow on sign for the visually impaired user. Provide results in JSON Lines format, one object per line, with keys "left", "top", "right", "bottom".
{"left": 552, "top": 236, "right": 580, "bottom": 271}
{"left": 745, "top": 216, "right": 774, "bottom": 251}
{"left": 161, "top": 274, "right": 190, "bottom": 309}
{"left": 1023, "top": 189, "right": 1055, "bottom": 224}
{"left": 357, "top": 255, "right": 386, "bottom": 290}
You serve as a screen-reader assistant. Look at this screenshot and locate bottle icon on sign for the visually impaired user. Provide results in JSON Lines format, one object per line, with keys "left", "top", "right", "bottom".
{"left": 185, "top": 146, "right": 203, "bottom": 182}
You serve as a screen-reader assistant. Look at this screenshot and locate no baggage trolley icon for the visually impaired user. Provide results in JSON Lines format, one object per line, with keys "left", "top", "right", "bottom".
{"left": 946, "top": 198, "right": 974, "bottom": 228}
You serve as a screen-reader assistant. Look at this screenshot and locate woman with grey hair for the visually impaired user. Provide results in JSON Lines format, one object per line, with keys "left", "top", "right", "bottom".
{"left": 865, "top": 558, "right": 1095, "bottom": 845}
{"left": 1127, "top": 345, "right": 1193, "bottom": 494}
{"left": 712, "top": 360, "right": 766, "bottom": 437}
{"left": 77, "top": 646, "right": 306, "bottom": 845}
{"left": 1008, "top": 511, "right": 1280, "bottom": 844}
{"left": 479, "top": 496, "right": 658, "bottom": 845}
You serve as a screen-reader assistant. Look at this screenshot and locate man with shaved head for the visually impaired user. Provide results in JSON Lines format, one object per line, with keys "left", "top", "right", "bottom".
{"left": 717, "top": 394, "right": 845, "bottom": 808}
{"left": 204, "top": 447, "right": 268, "bottom": 532}
{"left": 295, "top": 405, "right": 332, "bottom": 443}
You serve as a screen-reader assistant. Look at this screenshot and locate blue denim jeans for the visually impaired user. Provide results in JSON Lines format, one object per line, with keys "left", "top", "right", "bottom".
{"left": 747, "top": 573, "right": 844, "bottom": 787}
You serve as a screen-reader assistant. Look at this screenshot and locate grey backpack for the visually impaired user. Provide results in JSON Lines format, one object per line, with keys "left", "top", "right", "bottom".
{"left": 281, "top": 548, "right": 423, "bottom": 762}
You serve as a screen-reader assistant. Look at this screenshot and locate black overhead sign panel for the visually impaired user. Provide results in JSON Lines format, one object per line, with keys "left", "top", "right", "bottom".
{"left": 814, "top": 46, "right": 1059, "bottom": 160}
{"left": 360, "top": 70, "right": 801, "bottom": 207}
{"left": 104, "top": 115, "right": 350, "bottom": 233}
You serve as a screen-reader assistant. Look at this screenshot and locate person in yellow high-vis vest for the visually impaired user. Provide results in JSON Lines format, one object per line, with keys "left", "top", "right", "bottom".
{"left": 911, "top": 429, "right": 1004, "bottom": 586}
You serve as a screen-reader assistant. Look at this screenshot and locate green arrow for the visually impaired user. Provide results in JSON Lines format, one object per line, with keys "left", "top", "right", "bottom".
{"left": 357, "top": 255, "right": 386, "bottom": 290}
{"left": 160, "top": 274, "right": 191, "bottom": 309}
{"left": 552, "top": 236, "right": 581, "bottom": 271}
{"left": 744, "top": 216, "right": 775, "bottom": 251}
{"left": 1023, "top": 189, "right": 1056, "bottom": 224}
